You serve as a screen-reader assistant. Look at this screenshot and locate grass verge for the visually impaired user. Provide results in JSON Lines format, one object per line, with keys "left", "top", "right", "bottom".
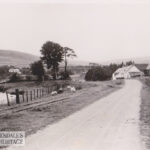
{"left": 0, "top": 80, "right": 124, "bottom": 149}
{"left": 140, "top": 77, "right": 150, "bottom": 149}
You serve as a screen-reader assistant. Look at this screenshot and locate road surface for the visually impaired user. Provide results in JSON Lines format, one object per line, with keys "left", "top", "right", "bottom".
{"left": 7, "top": 80, "right": 145, "bottom": 150}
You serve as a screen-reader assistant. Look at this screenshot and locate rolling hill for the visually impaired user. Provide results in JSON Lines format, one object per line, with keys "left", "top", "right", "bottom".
{"left": 0, "top": 50, "right": 39, "bottom": 67}
{"left": 0, "top": 49, "right": 150, "bottom": 68}
{"left": 0, "top": 50, "right": 90, "bottom": 68}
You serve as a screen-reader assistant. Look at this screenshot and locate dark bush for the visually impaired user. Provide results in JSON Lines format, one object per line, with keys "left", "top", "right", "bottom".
{"left": 30, "top": 60, "right": 45, "bottom": 81}
{"left": 9, "top": 73, "right": 21, "bottom": 82}
{"left": 85, "top": 62, "right": 123, "bottom": 81}
{"left": 0, "top": 65, "right": 10, "bottom": 80}
{"left": 59, "top": 71, "right": 71, "bottom": 80}
{"left": 26, "top": 75, "right": 32, "bottom": 81}
{"left": 85, "top": 66, "right": 112, "bottom": 81}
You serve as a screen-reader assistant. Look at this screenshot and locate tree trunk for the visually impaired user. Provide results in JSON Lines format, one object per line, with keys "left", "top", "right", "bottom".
{"left": 53, "top": 66, "right": 57, "bottom": 80}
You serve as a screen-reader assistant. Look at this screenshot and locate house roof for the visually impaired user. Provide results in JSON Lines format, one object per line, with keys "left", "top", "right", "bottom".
{"left": 135, "top": 64, "right": 148, "bottom": 72}
{"left": 114, "top": 65, "right": 132, "bottom": 74}
{"left": 114, "top": 65, "right": 142, "bottom": 74}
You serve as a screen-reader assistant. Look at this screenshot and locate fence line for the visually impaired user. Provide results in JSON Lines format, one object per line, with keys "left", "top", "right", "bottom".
{"left": 6, "top": 86, "right": 54, "bottom": 106}
{"left": 1, "top": 83, "right": 67, "bottom": 106}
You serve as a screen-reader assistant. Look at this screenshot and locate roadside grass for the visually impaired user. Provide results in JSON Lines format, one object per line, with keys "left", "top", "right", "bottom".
{"left": 1, "top": 80, "right": 97, "bottom": 93}
{"left": 0, "top": 79, "right": 124, "bottom": 149}
{"left": 140, "top": 77, "right": 150, "bottom": 149}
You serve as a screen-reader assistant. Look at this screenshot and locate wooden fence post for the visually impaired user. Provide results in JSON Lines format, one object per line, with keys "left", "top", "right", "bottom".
{"left": 16, "top": 89, "right": 20, "bottom": 104}
{"left": 34, "top": 89, "right": 36, "bottom": 99}
{"left": 30, "top": 91, "right": 32, "bottom": 101}
{"left": 26, "top": 91, "right": 28, "bottom": 102}
{"left": 37, "top": 89, "right": 39, "bottom": 98}
{"left": 22, "top": 93, "right": 25, "bottom": 102}
{"left": 6, "top": 91, "right": 10, "bottom": 106}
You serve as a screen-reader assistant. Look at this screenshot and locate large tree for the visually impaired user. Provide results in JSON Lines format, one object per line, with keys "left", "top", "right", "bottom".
{"left": 40, "top": 41, "right": 64, "bottom": 80}
{"left": 31, "top": 60, "right": 45, "bottom": 81}
{"left": 63, "top": 47, "right": 77, "bottom": 79}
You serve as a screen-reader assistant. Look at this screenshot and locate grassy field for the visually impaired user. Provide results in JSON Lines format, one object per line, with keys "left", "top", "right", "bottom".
{"left": 1, "top": 80, "right": 92, "bottom": 93}
{"left": 140, "top": 77, "right": 150, "bottom": 149}
{"left": 0, "top": 79, "right": 124, "bottom": 149}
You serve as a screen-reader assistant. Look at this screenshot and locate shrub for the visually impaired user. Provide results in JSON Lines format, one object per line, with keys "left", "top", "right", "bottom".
{"left": 0, "top": 65, "right": 10, "bottom": 80}
{"left": 59, "top": 71, "right": 71, "bottom": 80}
{"left": 30, "top": 60, "right": 45, "bottom": 81}
{"left": 85, "top": 66, "right": 112, "bottom": 81}
{"left": 26, "top": 75, "right": 32, "bottom": 81}
{"left": 9, "top": 73, "right": 21, "bottom": 82}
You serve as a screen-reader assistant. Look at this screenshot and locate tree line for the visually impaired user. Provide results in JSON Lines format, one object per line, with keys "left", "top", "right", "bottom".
{"left": 0, "top": 40, "right": 135, "bottom": 82}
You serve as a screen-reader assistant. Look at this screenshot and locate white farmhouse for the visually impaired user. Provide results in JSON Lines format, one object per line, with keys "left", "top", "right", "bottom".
{"left": 112, "top": 65, "right": 143, "bottom": 80}
{"left": 9, "top": 68, "right": 21, "bottom": 74}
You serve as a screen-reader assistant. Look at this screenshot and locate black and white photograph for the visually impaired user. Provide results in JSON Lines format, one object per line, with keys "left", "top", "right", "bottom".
{"left": 0, "top": 0, "right": 150, "bottom": 149}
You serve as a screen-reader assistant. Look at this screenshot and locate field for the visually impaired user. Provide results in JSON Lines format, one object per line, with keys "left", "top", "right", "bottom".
{"left": 140, "top": 77, "right": 150, "bottom": 149}
{"left": 0, "top": 79, "right": 123, "bottom": 144}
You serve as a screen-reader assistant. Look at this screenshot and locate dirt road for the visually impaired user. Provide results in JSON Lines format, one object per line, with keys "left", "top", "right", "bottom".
{"left": 7, "top": 80, "right": 145, "bottom": 150}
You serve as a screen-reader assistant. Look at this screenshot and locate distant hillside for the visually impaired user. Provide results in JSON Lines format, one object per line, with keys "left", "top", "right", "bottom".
{"left": 0, "top": 50, "right": 90, "bottom": 68}
{"left": 1, "top": 49, "right": 150, "bottom": 68}
{"left": 0, "top": 50, "right": 39, "bottom": 67}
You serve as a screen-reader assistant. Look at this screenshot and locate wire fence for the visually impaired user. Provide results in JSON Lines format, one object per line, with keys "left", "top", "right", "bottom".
{"left": 2, "top": 86, "right": 55, "bottom": 106}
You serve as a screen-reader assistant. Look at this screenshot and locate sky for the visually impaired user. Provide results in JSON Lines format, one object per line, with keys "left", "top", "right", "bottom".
{"left": 0, "top": 0, "right": 150, "bottom": 62}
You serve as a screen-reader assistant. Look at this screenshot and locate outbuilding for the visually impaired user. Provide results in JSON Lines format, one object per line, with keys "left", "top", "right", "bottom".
{"left": 112, "top": 65, "right": 143, "bottom": 80}
{"left": 9, "top": 68, "right": 21, "bottom": 74}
